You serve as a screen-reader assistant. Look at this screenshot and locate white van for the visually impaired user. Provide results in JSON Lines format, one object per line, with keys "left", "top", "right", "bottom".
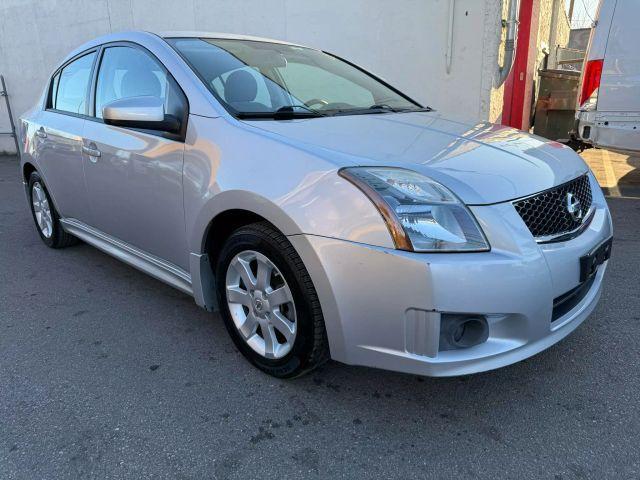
{"left": 576, "top": 0, "right": 640, "bottom": 153}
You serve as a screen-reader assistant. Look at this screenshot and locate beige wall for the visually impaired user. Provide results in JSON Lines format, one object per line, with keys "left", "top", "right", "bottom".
{"left": 486, "top": 0, "right": 510, "bottom": 122}
{"left": 537, "top": 0, "right": 571, "bottom": 70}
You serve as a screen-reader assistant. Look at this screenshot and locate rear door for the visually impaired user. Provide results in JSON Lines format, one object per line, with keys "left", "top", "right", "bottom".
{"left": 82, "top": 43, "right": 189, "bottom": 269}
{"left": 36, "top": 50, "right": 97, "bottom": 221}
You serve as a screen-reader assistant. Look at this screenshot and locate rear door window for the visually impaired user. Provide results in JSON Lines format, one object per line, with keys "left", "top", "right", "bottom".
{"left": 53, "top": 52, "right": 96, "bottom": 114}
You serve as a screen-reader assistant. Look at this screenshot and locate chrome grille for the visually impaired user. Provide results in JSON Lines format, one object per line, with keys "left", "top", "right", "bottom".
{"left": 513, "top": 175, "right": 592, "bottom": 239}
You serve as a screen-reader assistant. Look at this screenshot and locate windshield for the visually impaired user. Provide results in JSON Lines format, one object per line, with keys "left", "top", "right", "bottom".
{"left": 166, "top": 37, "right": 425, "bottom": 118}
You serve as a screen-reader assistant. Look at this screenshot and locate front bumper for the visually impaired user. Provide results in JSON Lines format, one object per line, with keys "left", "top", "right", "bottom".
{"left": 289, "top": 174, "right": 612, "bottom": 377}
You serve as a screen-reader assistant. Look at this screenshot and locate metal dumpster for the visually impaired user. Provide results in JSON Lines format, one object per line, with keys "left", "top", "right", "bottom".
{"left": 533, "top": 69, "right": 581, "bottom": 141}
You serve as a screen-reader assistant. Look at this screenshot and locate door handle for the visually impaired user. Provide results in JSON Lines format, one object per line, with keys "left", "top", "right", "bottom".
{"left": 36, "top": 128, "right": 47, "bottom": 139}
{"left": 82, "top": 144, "right": 101, "bottom": 162}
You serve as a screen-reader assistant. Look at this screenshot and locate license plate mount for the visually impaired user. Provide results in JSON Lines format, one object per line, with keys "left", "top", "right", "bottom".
{"left": 579, "top": 237, "right": 612, "bottom": 283}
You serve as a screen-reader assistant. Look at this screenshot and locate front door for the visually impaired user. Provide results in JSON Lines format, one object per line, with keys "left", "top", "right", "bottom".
{"left": 82, "top": 44, "right": 189, "bottom": 269}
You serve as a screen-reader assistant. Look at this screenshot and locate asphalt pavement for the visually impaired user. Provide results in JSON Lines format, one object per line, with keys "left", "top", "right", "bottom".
{"left": 1, "top": 155, "right": 639, "bottom": 479}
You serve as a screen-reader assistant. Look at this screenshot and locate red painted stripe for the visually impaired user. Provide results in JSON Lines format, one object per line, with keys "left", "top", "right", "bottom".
{"left": 502, "top": 0, "right": 535, "bottom": 129}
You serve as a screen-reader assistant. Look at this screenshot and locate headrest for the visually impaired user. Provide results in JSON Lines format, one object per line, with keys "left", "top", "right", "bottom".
{"left": 121, "top": 69, "right": 162, "bottom": 99}
{"left": 224, "top": 70, "right": 258, "bottom": 104}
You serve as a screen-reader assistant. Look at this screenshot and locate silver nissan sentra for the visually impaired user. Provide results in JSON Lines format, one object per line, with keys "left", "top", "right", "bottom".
{"left": 20, "top": 31, "right": 612, "bottom": 378}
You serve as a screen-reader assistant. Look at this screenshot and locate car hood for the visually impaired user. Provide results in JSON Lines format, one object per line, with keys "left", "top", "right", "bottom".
{"left": 244, "top": 111, "right": 589, "bottom": 205}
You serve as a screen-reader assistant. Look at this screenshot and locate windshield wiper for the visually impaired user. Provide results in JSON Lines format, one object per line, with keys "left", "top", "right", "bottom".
{"left": 330, "top": 104, "right": 434, "bottom": 116}
{"left": 273, "top": 105, "right": 326, "bottom": 119}
{"left": 368, "top": 104, "right": 435, "bottom": 113}
{"left": 237, "top": 104, "right": 433, "bottom": 120}
{"left": 236, "top": 105, "right": 326, "bottom": 120}
{"left": 406, "top": 106, "right": 434, "bottom": 112}
{"left": 330, "top": 104, "right": 405, "bottom": 116}
{"left": 368, "top": 104, "right": 400, "bottom": 112}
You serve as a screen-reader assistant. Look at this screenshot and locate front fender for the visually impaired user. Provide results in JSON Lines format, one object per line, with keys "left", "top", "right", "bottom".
{"left": 183, "top": 115, "right": 394, "bottom": 255}
{"left": 183, "top": 115, "right": 395, "bottom": 319}
{"left": 189, "top": 189, "right": 304, "bottom": 254}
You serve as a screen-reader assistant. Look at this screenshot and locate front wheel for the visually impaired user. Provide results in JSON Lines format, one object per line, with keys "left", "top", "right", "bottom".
{"left": 215, "top": 222, "right": 329, "bottom": 378}
{"left": 27, "top": 171, "right": 78, "bottom": 248}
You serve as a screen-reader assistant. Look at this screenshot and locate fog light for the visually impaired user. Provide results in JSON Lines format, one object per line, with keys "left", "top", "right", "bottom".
{"left": 439, "top": 315, "right": 489, "bottom": 351}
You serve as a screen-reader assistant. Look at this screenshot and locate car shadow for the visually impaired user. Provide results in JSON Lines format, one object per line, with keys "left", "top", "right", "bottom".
{"left": 615, "top": 152, "right": 640, "bottom": 197}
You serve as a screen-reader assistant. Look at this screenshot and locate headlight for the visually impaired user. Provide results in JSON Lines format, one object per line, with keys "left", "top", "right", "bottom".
{"left": 339, "top": 167, "right": 489, "bottom": 252}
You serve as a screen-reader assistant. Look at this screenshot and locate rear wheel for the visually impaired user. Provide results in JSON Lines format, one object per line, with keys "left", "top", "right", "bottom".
{"left": 28, "top": 171, "right": 78, "bottom": 248}
{"left": 215, "top": 221, "right": 329, "bottom": 378}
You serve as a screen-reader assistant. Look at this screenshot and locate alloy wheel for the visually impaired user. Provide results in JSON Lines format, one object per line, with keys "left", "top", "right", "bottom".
{"left": 31, "top": 182, "right": 53, "bottom": 238}
{"left": 225, "top": 250, "right": 297, "bottom": 359}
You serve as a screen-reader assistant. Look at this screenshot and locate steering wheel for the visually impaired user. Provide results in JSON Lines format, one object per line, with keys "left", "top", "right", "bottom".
{"left": 304, "top": 98, "right": 329, "bottom": 109}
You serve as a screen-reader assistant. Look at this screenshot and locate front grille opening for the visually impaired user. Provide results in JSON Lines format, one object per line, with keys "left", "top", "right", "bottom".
{"left": 513, "top": 174, "right": 592, "bottom": 239}
{"left": 551, "top": 274, "right": 596, "bottom": 322}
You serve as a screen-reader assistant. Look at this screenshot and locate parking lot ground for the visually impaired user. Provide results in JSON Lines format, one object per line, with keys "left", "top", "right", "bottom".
{"left": 580, "top": 148, "right": 640, "bottom": 198}
{"left": 1, "top": 154, "right": 639, "bottom": 479}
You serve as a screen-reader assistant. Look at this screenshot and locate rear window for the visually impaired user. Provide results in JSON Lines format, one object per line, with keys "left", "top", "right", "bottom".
{"left": 50, "top": 52, "right": 96, "bottom": 114}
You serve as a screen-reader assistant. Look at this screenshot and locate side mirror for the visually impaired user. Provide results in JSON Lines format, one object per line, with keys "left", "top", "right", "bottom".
{"left": 102, "top": 96, "right": 180, "bottom": 133}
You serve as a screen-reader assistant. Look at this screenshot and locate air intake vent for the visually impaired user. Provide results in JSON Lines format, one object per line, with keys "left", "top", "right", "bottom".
{"left": 513, "top": 175, "right": 592, "bottom": 240}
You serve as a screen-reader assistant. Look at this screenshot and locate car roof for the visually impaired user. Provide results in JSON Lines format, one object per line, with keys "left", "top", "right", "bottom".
{"left": 61, "top": 30, "right": 313, "bottom": 66}
{"left": 159, "top": 31, "right": 308, "bottom": 48}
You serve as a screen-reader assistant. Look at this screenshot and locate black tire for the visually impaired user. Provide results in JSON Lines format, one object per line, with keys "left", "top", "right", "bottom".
{"left": 215, "top": 221, "right": 329, "bottom": 378}
{"left": 27, "top": 171, "right": 78, "bottom": 248}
